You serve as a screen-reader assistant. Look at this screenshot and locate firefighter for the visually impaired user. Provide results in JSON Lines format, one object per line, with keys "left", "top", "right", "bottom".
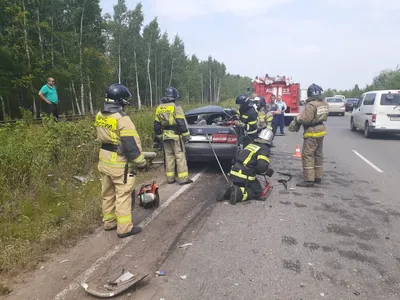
{"left": 154, "top": 86, "right": 193, "bottom": 185}
{"left": 269, "top": 94, "right": 281, "bottom": 136}
{"left": 236, "top": 94, "right": 258, "bottom": 147}
{"left": 296, "top": 83, "right": 329, "bottom": 187}
{"left": 257, "top": 96, "right": 274, "bottom": 130}
{"left": 227, "top": 128, "right": 274, "bottom": 205}
{"left": 95, "top": 83, "right": 146, "bottom": 238}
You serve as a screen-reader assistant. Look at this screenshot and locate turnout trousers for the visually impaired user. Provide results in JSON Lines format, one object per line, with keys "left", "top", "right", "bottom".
{"left": 302, "top": 137, "right": 324, "bottom": 181}
{"left": 163, "top": 138, "right": 189, "bottom": 183}
{"left": 231, "top": 177, "right": 263, "bottom": 201}
{"left": 98, "top": 164, "right": 136, "bottom": 235}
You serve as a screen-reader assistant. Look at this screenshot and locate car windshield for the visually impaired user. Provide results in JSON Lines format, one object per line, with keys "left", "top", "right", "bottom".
{"left": 380, "top": 93, "right": 400, "bottom": 106}
{"left": 326, "top": 98, "right": 343, "bottom": 103}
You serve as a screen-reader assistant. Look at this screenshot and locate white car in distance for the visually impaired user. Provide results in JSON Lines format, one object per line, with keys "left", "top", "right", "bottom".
{"left": 325, "top": 97, "right": 346, "bottom": 116}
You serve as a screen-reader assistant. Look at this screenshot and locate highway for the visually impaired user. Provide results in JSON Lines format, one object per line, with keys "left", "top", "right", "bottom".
{"left": 4, "top": 112, "right": 400, "bottom": 300}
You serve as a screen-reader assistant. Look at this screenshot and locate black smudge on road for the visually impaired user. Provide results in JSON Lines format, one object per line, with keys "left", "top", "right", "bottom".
{"left": 326, "top": 224, "right": 380, "bottom": 240}
{"left": 282, "top": 236, "right": 298, "bottom": 245}
{"left": 282, "top": 259, "right": 302, "bottom": 273}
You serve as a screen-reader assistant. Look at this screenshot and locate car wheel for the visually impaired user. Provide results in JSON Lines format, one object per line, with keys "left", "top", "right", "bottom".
{"left": 364, "top": 122, "right": 372, "bottom": 138}
{"left": 342, "top": 113, "right": 345, "bottom": 116}
{"left": 350, "top": 118, "right": 356, "bottom": 131}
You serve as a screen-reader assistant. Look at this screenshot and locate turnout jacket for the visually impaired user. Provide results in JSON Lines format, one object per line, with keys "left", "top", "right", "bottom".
{"left": 95, "top": 103, "right": 145, "bottom": 168}
{"left": 230, "top": 142, "right": 271, "bottom": 184}
{"left": 296, "top": 98, "right": 329, "bottom": 138}
{"left": 154, "top": 98, "right": 190, "bottom": 141}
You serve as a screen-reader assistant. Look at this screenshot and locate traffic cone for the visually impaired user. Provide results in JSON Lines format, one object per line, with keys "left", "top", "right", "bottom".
{"left": 293, "top": 145, "right": 302, "bottom": 158}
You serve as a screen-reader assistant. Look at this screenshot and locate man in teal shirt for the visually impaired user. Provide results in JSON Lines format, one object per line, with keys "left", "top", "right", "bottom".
{"left": 38, "top": 77, "right": 59, "bottom": 121}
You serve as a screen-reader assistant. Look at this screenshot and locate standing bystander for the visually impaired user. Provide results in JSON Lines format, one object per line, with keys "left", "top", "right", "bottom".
{"left": 275, "top": 95, "right": 287, "bottom": 135}
{"left": 38, "top": 77, "right": 59, "bottom": 121}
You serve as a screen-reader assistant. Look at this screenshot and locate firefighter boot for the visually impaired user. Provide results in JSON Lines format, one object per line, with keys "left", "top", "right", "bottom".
{"left": 314, "top": 178, "right": 322, "bottom": 184}
{"left": 117, "top": 226, "right": 142, "bottom": 238}
{"left": 216, "top": 184, "right": 233, "bottom": 202}
{"left": 296, "top": 181, "right": 315, "bottom": 188}
{"left": 229, "top": 186, "right": 242, "bottom": 205}
{"left": 179, "top": 179, "right": 193, "bottom": 185}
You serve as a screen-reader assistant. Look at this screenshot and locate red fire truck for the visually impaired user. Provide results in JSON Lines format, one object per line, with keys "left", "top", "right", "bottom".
{"left": 251, "top": 74, "right": 301, "bottom": 125}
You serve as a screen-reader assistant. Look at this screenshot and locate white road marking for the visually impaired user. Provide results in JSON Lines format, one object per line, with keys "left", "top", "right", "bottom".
{"left": 54, "top": 167, "right": 208, "bottom": 300}
{"left": 352, "top": 150, "right": 383, "bottom": 173}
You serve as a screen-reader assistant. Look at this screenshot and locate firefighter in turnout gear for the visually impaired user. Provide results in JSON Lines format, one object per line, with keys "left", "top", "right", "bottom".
{"left": 257, "top": 96, "right": 274, "bottom": 130}
{"left": 154, "top": 86, "right": 193, "bottom": 185}
{"left": 95, "top": 83, "right": 146, "bottom": 238}
{"left": 236, "top": 94, "right": 258, "bottom": 147}
{"left": 296, "top": 83, "right": 329, "bottom": 187}
{"left": 228, "top": 128, "right": 274, "bottom": 205}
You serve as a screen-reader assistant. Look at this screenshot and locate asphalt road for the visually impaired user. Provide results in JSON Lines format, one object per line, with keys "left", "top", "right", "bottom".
{"left": 4, "top": 113, "right": 400, "bottom": 300}
{"left": 134, "top": 113, "right": 400, "bottom": 300}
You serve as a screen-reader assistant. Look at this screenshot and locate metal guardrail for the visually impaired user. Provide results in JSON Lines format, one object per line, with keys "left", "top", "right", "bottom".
{"left": 0, "top": 114, "right": 89, "bottom": 125}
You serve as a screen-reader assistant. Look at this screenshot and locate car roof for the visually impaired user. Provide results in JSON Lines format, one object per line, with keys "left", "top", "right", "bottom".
{"left": 185, "top": 105, "right": 227, "bottom": 116}
{"left": 364, "top": 90, "right": 400, "bottom": 94}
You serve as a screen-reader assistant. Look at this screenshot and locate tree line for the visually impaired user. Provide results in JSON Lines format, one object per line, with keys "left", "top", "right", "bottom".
{"left": 323, "top": 66, "right": 400, "bottom": 98}
{"left": 0, "top": 0, "right": 252, "bottom": 121}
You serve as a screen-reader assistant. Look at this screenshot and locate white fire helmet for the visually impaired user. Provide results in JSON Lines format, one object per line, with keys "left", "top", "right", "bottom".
{"left": 257, "top": 128, "right": 274, "bottom": 145}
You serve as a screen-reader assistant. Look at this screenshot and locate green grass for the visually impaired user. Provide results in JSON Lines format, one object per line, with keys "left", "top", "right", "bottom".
{"left": 0, "top": 99, "right": 237, "bottom": 283}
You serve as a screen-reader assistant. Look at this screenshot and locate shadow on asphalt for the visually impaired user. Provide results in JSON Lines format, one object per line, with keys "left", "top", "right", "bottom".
{"left": 353, "top": 130, "right": 400, "bottom": 141}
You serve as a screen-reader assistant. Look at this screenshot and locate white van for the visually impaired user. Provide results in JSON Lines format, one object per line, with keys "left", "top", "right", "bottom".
{"left": 350, "top": 90, "right": 400, "bottom": 138}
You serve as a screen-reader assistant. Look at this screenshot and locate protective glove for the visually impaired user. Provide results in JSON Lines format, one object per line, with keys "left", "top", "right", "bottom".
{"left": 182, "top": 135, "right": 191, "bottom": 143}
{"left": 136, "top": 158, "right": 147, "bottom": 170}
{"left": 260, "top": 167, "right": 274, "bottom": 177}
{"left": 153, "top": 140, "right": 162, "bottom": 150}
{"left": 233, "top": 120, "right": 245, "bottom": 127}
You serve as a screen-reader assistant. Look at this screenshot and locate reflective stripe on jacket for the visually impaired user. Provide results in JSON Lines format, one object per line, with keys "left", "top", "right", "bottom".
{"left": 229, "top": 142, "right": 271, "bottom": 183}
{"left": 297, "top": 98, "right": 329, "bottom": 138}
{"left": 95, "top": 111, "right": 144, "bottom": 168}
{"left": 154, "top": 101, "right": 190, "bottom": 141}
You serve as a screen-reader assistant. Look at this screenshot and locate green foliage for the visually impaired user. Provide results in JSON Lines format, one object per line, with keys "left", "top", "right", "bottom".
{"left": 323, "top": 66, "right": 400, "bottom": 98}
{"left": 0, "top": 0, "right": 250, "bottom": 120}
{"left": 0, "top": 99, "right": 235, "bottom": 276}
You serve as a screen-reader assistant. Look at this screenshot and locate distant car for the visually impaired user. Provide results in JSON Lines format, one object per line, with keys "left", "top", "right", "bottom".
{"left": 325, "top": 97, "right": 346, "bottom": 116}
{"left": 184, "top": 105, "right": 242, "bottom": 168}
{"left": 350, "top": 90, "right": 400, "bottom": 138}
{"left": 345, "top": 98, "right": 359, "bottom": 112}
{"left": 334, "top": 95, "right": 346, "bottom": 101}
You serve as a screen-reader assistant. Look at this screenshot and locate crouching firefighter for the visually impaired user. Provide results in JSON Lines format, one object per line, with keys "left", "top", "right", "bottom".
{"left": 95, "top": 83, "right": 146, "bottom": 238}
{"left": 218, "top": 128, "right": 274, "bottom": 205}
{"left": 154, "top": 86, "right": 193, "bottom": 185}
{"left": 236, "top": 94, "right": 258, "bottom": 147}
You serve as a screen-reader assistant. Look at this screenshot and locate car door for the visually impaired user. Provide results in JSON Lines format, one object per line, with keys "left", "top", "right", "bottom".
{"left": 363, "top": 93, "right": 376, "bottom": 125}
{"left": 353, "top": 94, "right": 365, "bottom": 127}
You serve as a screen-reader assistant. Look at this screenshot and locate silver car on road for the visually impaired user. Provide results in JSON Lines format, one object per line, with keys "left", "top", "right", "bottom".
{"left": 325, "top": 97, "right": 346, "bottom": 116}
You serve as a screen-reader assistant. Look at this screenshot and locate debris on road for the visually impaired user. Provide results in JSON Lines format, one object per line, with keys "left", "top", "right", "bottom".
{"left": 155, "top": 271, "right": 166, "bottom": 276}
{"left": 81, "top": 269, "right": 148, "bottom": 298}
{"left": 180, "top": 275, "right": 187, "bottom": 280}
{"left": 178, "top": 243, "right": 193, "bottom": 248}
{"left": 300, "top": 283, "right": 306, "bottom": 288}
{"left": 73, "top": 175, "right": 89, "bottom": 183}
{"left": 59, "top": 259, "right": 69, "bottom": 264}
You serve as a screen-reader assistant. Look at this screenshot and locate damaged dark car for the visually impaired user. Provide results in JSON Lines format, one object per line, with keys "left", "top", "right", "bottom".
{"left": 184, "top": 105, "right": 243, "bottom": 168}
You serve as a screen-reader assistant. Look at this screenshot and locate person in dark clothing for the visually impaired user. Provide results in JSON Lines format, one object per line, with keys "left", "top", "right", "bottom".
{"left": 216, "top": 128, "right": 274, "bottom": 205}
{"left": 236, "top": 94, "right": 258, "bottom": 147}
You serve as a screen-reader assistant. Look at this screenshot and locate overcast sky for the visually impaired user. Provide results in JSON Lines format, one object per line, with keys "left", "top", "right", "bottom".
{"left": 100, "top": 0, "right": 400, "bottom": 90}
